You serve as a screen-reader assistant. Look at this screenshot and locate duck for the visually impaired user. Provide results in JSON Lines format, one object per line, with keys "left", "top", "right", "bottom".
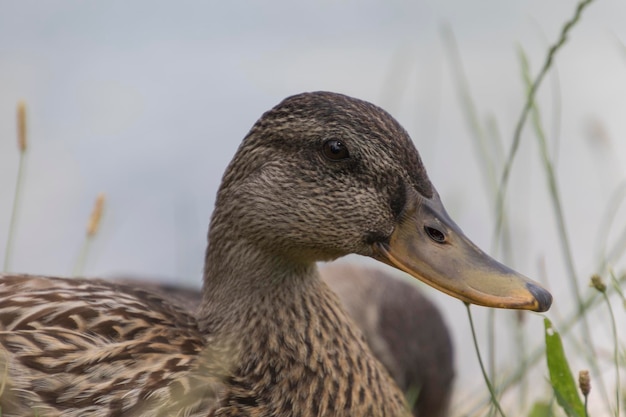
{"left": 115, "top": 264, "right": 455, "bottom": 417}
{"left": 0, "top": 91, "right": 551, "bottom": 417}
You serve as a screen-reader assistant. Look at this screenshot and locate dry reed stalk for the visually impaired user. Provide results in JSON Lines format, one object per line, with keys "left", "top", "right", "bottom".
{"left": 3, "top": 101, "right": 29, "bottom": 272}
{"left": 17, "top": 101, "right": 27, "bottom": 152}
{"left": 87, "top": 193, "right": 106, "bottom": 237}
{"left": 73, "top": 193, "right": 106, "bottom": 276}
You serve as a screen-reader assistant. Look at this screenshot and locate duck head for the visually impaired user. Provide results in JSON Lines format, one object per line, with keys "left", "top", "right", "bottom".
{"left": 210, "top": 91, "right": 551, "bottom": 312}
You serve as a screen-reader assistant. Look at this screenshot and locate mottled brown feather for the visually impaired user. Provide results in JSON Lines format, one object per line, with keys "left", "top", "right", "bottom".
{"left": 117, "top": 264, "right": 455, "bottom": 417}
{"left": 322, "top": 265, "right": 454, "bottom": 417}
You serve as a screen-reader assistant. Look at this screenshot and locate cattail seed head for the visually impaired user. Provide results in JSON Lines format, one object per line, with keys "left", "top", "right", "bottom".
{"left": 17, "top": 101, "right": 27, "bottom": 152}
{"left": 590, "top": 274, "right": 606, "bottom": 293}
{"left": 578, "top": 370, "right": 591, "bottom": 397}
{"left": 87, "top": 193, "right": 106, "bottom": 237}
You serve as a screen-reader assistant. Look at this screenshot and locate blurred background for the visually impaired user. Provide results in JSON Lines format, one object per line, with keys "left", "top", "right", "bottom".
{"left": 1, "top": 0, "right": 625, "bottom": 414}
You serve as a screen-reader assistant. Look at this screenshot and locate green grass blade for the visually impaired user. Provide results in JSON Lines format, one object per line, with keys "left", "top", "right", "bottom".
{"left": 495, "top": 0, "right": 597, "bottom": 245}
{"left": 544, "top": 318, "right": 585, "bottom": 417}
{"left": 527, "top": 401, "right": 552, "bottom": 417}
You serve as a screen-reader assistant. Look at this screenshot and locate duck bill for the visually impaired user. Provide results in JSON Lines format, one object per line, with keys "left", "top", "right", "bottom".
{"left": 374, "top": 194, "right": 552, "bottom": 312}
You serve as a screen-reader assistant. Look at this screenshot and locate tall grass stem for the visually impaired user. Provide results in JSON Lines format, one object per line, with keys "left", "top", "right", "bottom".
{"left": 465, "top": 303, "right": 507, "bottom": 417}
{"left": 495, "top": 0, "right": 596, "bottom": 238}
{"left": 3, "top": 102, "right": 28, "bottom": 273}
{"left": 601, "top": 290, "right": 620, "bottom": 417}
{"left": 518, "top": 45, "right": 610, "bottom": 409}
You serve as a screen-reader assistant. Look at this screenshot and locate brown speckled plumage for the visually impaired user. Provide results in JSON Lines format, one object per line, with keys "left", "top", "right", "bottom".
{"left": 0, "top": 91, "right": 550, "bottom": 416}
{"left": 322, "top": 264, "right": 454, "bottom": 417}
{"left": 0, "top": 275, "right": 226, "bottom": 416}
{"left": 117, "top": 264, "right": 455, "bottom": 417}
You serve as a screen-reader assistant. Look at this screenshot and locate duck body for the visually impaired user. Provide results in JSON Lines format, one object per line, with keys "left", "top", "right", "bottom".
{"left": 116, "top": 264, "right": 455, "bottom": 417}
{"left": 0, "top": 275, "right": 212, "bottom": 416}
{"left": 0, "top": 92, "right": 551, "bottom": 416}
{"left": 0, "top": 273, "right": 406, "bottom": 417}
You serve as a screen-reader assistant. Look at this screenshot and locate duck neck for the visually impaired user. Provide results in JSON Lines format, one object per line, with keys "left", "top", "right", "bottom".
{"left": 198, "top": 235, "right": 408, "bottom": 416}
{"left": 198, "top": 234, "right": 318, "bottom": 335}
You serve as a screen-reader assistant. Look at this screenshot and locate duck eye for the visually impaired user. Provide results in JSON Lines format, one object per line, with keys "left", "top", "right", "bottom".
{"left": 424, "top": 226, "right": 446, "bottom": 244}
{"left": 322, "top": 139, "right": 350, "bottom": 160}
